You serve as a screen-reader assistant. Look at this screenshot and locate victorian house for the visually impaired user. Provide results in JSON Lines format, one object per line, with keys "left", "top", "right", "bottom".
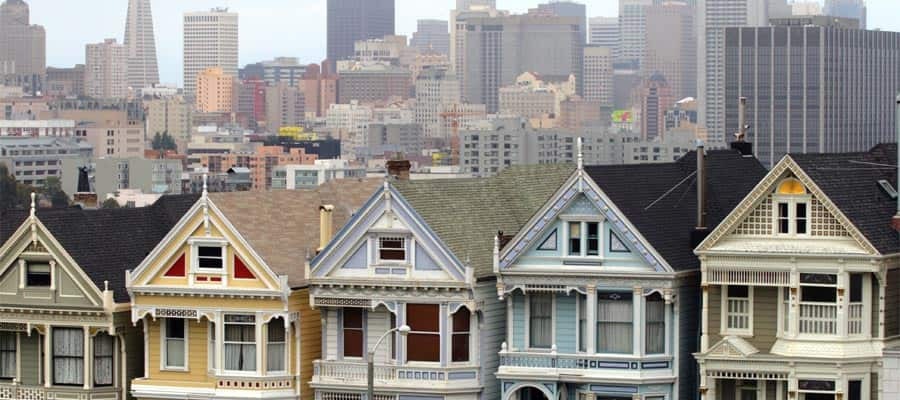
{"left": 495, "top": 147, "right": 766, "bottom": 400}
{"left": 694, "top": 145, "right": 900, "bottom": 400}
{"left": 0, "top": 194, "right": 196, "bottom": 400}
{"left": 308, "top": 164, "right": 573, "bottom": 400}
{"left": 126, "top": 179, "right": 378, "bottom": 400}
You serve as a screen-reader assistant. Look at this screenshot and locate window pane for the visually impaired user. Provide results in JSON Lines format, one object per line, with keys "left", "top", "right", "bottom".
{"left": 451, "top": 334, "right": 469, "bottom": 362}
{"left": 849, "top": 380, "right": 862, "bottom": 400}
{"left": 268, "top": 321, "right": 285, "bottom": 342}
{"left": 646, "top": 294, "right": 665, "bottom": 354}
{"left": 379, "top": 237, "right": 406, "bottom": 260}
{"left": 198, "top": 257, "right": 223, "bottom": 269}
{"left": 198, "top": 246, "right": 222, "bottom": 257}
{"left": 26, "top": 263, "right": 51, "bottom": 287}
{"left": 93, "top": 334, "right": 114, "bottom": 386}
{"left": 452, "top": 309, "right": 470, "bottom": 332}
{"left": 586, "top": 222, "right": 599, "bottom": 256}
{"left": 777, "top": 202, "right": 789, "bottom": 233}
{"left": 728, "top": 285, "right": 749, "bottom": 298}
{"left": 166, "top": 318, "right": 185, "bottom": 339}
{"left": 795, "top": 203, "right": 807, "bottom": 234}
{"left": 165, "top": 339, "right": 185, "bottom": 368}
{"left": 343, "top": 308, "right": 363, "bottom": 329}
{"left": 407, "top": 333, "right": 440, "bottom": 362}
{"left": 53, "top": 328, "right": 84, "bottom": 385}
{"left": 597, "top": 293, "right": 632, "bottom": 353}
{"left": 568, "top": 222, "right": 581, "bottom": 255}
{"left": 267, "top": 343, "right": 285, "bottom": 371}
{"left": 0, "top": 332, "right": 15, "bottom": 378}
{"left": 801, "top": 286, "right": 837, "bottom": 303}
{"left": 407, "top": 304, "right": 439, "bottom": 332}
{"left": 849, "top": 274, "right": 863, "bottom": 303}
{"left": 529, "top": 294, "right": 552, "bottom": 348}
{"left": 343, "top": 329, "right": 363, "bottom": 358}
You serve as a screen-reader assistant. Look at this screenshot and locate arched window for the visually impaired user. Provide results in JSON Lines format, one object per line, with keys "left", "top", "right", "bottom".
{"left": 774, "top": 178, "right": 810, "bottom": 235}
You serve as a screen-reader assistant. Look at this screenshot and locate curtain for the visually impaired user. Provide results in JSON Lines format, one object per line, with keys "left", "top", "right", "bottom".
{"left": 53, "top": 328, "right": 84, "bottom": 385}
{"left": 266, "top": 322, "right": 285, "bottom": 372}
{"left": 529, "top": 294, "right": 552, "bottom": 348}
{"left": 93, "top": 334, "right": 114, "bottom": 386}
{"left": 451, "top": 309, "right": 470, "bottom": 362}
{"left": 0, "top": 332, "right": 15, "bottom": 378}
{"left": 225, "top": 323, "right": 256, "bottom": 371}
{"left": 578, "top": 295, "right": 587, "bottom": 352}
{"left": 645, "top": 296, "right": 665, "bottom": 354}
{"left": 597, "top": 294, "right": 632, "bottom": 354}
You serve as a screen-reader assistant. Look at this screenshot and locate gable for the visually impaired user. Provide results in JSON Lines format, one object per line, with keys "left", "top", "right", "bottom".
{"left": 311, "top": 185, "right": 468, "bottom": 283}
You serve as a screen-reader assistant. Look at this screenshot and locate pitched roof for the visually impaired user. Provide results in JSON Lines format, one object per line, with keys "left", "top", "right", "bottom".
{"left": 392, "top": 164, "right": 575, "bottom": 277}
{"left": 209, "top": 178, "right": 381, "bottom": 287}
{"left": 790, "top": 143, "right": 899, "bottom": 255}
{"left": 586, "top": 150, "right": 767, "bottom": 271}
{"left": 0, "top": 195, "right": 198, "bottom": 302}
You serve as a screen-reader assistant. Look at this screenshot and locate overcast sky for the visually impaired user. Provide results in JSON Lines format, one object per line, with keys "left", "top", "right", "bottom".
{"left": 25, "top": 0, "right": 897, "bottom": 85}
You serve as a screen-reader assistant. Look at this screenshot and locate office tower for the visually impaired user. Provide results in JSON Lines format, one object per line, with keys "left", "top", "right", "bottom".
{"left": 0, "top": 0, "right": 45, "bottom": 94}
{"left": 639, "top": 74, "right": 674, "bottom": 140}
{"left": 145, "top": 96, "right": 191, "bottom": 146}
{"left": 300, "top": 63, "right": 338, "bottom": 118}
{"left": 414, "top": 67, "right": 461, "bottom": 139}
{"left": 265, "top": 82, "right": 305, "bottom": 132}
{"left": 45, "top": 65, "right": 85, "bottom": 98}
{"left": 337, "top": 63, "right": 410, "bottom": 104}
{"left": 450, "top": 0, "right": 504, "bottom": 91}
{"left": 583, "top": 45, "right": 613, "bottom": 107}
{"left": 618, "top": 0, "right": 652, "bottom": 67}
{"left": 463, "top": 14, "right": 583, "bottom": 113}
{"left": 195, "top": 67, "right": 234, "bottom": 113}
{"left": 697, "top": 0, "right": 769, "bottom": 144}
{"left": 411, "top": 19, "right": 450, "bottom": 55}
{"left": 123, "top": 0, "right": 159, "bottom": 91}
{"left": 183, "top": 8, "right": 238, "bottom": 101}
{"left": 239, "top": 57, "right": 307, "bottom": 87}
{"left": 722, "top": 16, "right": 899, "bottom": 168}
{"left": 85, "top": 39, "right": 128, "bottom": 99}
{"left": 233, "top": 77, "right": 265, "bottom": 130}
{"left": 589, "top": 16, "right": 619, "bottom": 58}
{"left": 825, "top": 0, "right": 866, "bottom": 28}
{"left": 536, "top": 1, "right": 587, "bottom": 42}
{"left": 326, "top": 0, "right": 395, "bottom": 70}
{"left": 644, "top": 1, "right": 696, "bottom": 99}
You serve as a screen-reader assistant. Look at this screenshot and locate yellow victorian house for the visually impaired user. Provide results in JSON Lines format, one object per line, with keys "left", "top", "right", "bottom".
{"left": 126, "top": 179, "right": 379, "bottom": 400}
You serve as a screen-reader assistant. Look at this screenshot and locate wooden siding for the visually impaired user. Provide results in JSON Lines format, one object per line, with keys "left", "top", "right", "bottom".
{"left": 367, "top": 308, "right": 391, "bottom": 362}
{"left": 19, "top": 333, "right": 40, "bottom": 386}
{"left": 291, "top": 288, "right": 321, "bottom": 400}
{"left": 512, "top": 294, "right": 525, "bottom": 350}
{"left": 325, "top": 308, "right": 338, "bottom": 360}
{"left": 143, "top": 318, "right": 214, "bottom": 388}
{"left": 677, "top": 273, "right": 700, "bottom": 400}
{"left": 555, "top": 293, "right": 576, "bottom": 353}
{"left": 748, "top": 286, "right": 778, "bottom": 352}
{"left": 707, "top": 285, "right": 722, "bottom": 346}
{"left": 475, "top": 281, "right": 504, "bottom": 400}
{"left": 124, "top": 322, "right": 144, "bottom": 400}
{"left": 887, "top": 269, "right": 900, "bottom": 337}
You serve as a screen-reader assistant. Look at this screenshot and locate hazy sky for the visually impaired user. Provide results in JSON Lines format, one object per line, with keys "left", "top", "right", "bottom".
{"left": 24, "top": 0, "right": 897, "bottom": 85}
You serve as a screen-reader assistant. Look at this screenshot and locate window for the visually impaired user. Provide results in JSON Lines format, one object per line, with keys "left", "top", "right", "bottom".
{"left": 378, "top": 237, "right": 406, "bottom": 261}
{"left": 342, "top": 308, "right": 364, "bottom": 358}
{"left": 777, "top": 202, "right": 790, "bottom": 234}
{"left": 0, "top": 332, "right": 15, "bottom": 379}
{"left": 164, "top": 318, "right": 186, "bottom": 369}
{"left": 597, "top": 292, "right": 632, "bottom": 353}
{"left": 529, "top": 294, "right": 552, "bottom": 349}
{"left": 53, "top": 328, "right": 84, "bottom": 385}
{"left": 586, "top": 222, "right": 599, "bottom": 256}
{"left": 26, "top": 263, "right": 51, "bottom": 287}
{"left": 848, "top": 380, "right": 862, "bottom": 400}
{"left": 267, "top": 319, "right": 286, "bottom": 372}
{"left": 774, "top": 178, "right": 809, "bottom": 235}
{"left": 93, "top": 333, "right": 114, "bottom": 386}
{"left": 208, "top": 323, "right": 216, "bottom": 370}
{"left": 578, "top": 294, "right": 587, "bottom": 352}
{"left": 451, "top": 308, "right": 470, "bottom": 362}
{"left": 568, "top": 222, "right": 581, "bottom": 255}
{"left": 407, "top": 304, "right": 440, "bottom": 362}
{"left": 646, "top": 293, "right": 665, "bottom": 354}
{"left": 224, "top": 315, "right": 256, "bottom": 372}
{"left": 568, "top": 222, "right": 601, "bottom": 257}
{"left": 197, "top": 246, "right": 223, "bottom": 269}
{"left": 724, "top": 285, "right": 752, "bottom": 334}
{"left": 609, "top": 231, "right": 630, "bottom": 253}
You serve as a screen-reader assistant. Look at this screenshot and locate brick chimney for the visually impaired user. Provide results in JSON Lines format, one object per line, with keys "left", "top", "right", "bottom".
{"left": 386, "top": 160, "right": 411, "bottom": 181}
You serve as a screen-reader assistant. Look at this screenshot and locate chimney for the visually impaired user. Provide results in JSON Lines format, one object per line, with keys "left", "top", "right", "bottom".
{"left": 386, "top": 159, "right": 411, "bottom": 181}
{"left": 730, "top": 96, "right": 754, "bottom": 156}
{"left": 691, "top": 141, "right": 710, "bottom": 247}
{"left": 318, "top": 205, "right": 334, "bottom": 253}
{"left": 892, "top": 93, "right": 900, "bottom": 231}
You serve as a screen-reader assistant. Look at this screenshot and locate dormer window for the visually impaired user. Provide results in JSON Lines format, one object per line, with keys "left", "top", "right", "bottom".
{"left": 197, "top": 246, "right": 224, "bottom": 269}
{"left": 774, "top": 178, "right": 809, "bottom": 236}
{"left": 26, "top": 263, "right": 51, "bottom": 287}
{"left": 378, "top": 237, "right": 406, "bottom": 262}
{"left": 566, "top": 221, "right": 601, "bottom": 257}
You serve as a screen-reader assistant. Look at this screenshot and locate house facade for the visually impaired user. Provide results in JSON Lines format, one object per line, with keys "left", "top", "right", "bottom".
{"left": 0, "top": 194, "right": 195, "bottom": 400}
{"left": 495, "top": 149, "right": 766, "bottom": 400}
{"left": 694, "top": 146, "right": 900, "bottom": 400}
{"left": 309, "top": 165, "right": 573, "bottom": 400}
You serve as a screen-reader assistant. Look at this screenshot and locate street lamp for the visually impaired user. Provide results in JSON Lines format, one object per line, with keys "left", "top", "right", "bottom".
{"left": 368, "top": 324, "right": 410, "bottom": 400}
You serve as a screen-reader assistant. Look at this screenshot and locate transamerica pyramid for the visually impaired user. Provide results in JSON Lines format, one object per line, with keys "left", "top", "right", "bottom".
{"left": 123, "top": 0, "right": 159, "bottom": 92}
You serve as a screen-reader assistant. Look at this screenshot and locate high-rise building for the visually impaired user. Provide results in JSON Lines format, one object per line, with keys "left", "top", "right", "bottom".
{"left": 84, "top": 39, "right": 128, "bottom": 99}
{"left": 265, "top": 82, "right": 305, "bottom": 132}
{"left": 410, "top": 19, "right": 450, "bottom": 55}
{"left": 825, "top": 0, "right": 866, "bottom": 28}
{"left": 123, "top": 0, "right": 159, "bottom": 91}
{"left": 195, "top": 67, "right": 234, "bottom": 113}
{"left": 300, "top": 63, "right": 338, "bottom": 118}
{"left": 234, "top": 78, "right": 266, "bottom": 131}
{"left": 0, "top": 0, "right": 45, "bottom": 94}
{"left": 723, "top": 16, "right": 899, "bottom": 168}
{"left": 337, "top": 62, "right": 411, "bottom": 105}
{"left": 183, "top": 8, "right": 238, "bottom": 101}
{"left": 697, "top": 0, "right": 770, "bottom": 144}
{"left": 618, "top": 0, "right": 652, "bottom": 67}
{"left": 326, "top": 0, "right": 395, "bottom": 71}
{"left": 45, "top": 65, "right": 85, "bottom": 98}
{"left": 589, "top": 16, "right": 619, "bottom": 57}
{"left": 239, "top": 57, "right": 307, "bottom": 87}
{"left": 638, "top": 74, "right": 674, "bottom": 140}
{"left": 145, "top": 95, "right": 191, "bottom": 148}
{"left": 414, "top": 67, "right": 461, "bottom": 139}
{"left": 644, "top": 1, "right": 696, "bottom": 99}
{"left": 536, "top": 1, "right": 587, "bottom": 42}
{"left": 583, "top": 45, "right": 614, "bottom": 107}
{"left": 463, "top": 14, "right": 583, "bottom": 113}
{"left": 450, "top": 0, "right": 504, "bottom": 91}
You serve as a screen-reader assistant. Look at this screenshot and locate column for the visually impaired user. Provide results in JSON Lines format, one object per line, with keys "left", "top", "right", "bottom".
{"left": 665, "top": 290, "right": 674, "bottom": 355}
{"left": 837, "top": 271, "right": 847, "bottom": 337}
{"left": 789, "top": 270, "right": 799, "bottom": 338}
{"left": 82, "top": 326, "right": 91, "bottom": 390}
{"left": 43, "top": 325, "right": 51, "bottom": 388}
{"left": 256, "top": 314, "right": 264, "bottom": 375}
{"left": 439, "top": 304, "right": 449, "bottom": 367}
{"left": 879, "top": 275, "right": 887, "bottom": 339}
{"left": 142, "top": 319, "right": 149, "bottom": 378}
{"left": 586, "top": 285, "right": 596, "bottom": 354}
{"left": 701, "top": 285, "right": 709, "bottom": 351}
{"left": 633, "top": 287, "right": 642, "bottom": 357}
{"left": 397, "top": 304, "right": 406, "bottom": 363}
{"left": 506, "top": 297, "right": 513, "bottom": 351}
{"left": 216, "top": 313, "right": 224, "bottom": 374}
{"left": 14, "top": 332, "right": 20, "bottom": 384}
{"left": 119, "top": 334, "right": 127, "bottom": 400}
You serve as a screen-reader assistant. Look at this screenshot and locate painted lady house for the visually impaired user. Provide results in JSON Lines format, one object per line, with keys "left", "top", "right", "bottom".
{"left": 125, "top": 179, "right": 378, "bottom": 400}
{"left": 494, "top": 144, "right": 766, "bottom": 400}
{"left": 308, "top": 162, "right": 574, "bottom": 400}
{"left": 0, "top": 194, "right": 196, "bottom": 400}
{"left": 694, "top": 145, "right": 900, "bottom": 400}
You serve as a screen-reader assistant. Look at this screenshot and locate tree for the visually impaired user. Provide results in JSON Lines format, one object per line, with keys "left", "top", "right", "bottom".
{"left": 152, "top": 131, "right": 177, "bottom": 151}
{"left": 41, "top": 177, "right": 69, "bottom": 208}
{"left": 100, "top": 198, "right": 121, "bottom": 209}
{"left": 0, "top": 163, "right": 19, "bottom": 211}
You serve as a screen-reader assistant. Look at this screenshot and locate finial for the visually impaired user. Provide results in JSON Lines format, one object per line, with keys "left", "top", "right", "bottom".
{"left": 29, "top": 192, "right": 36, "bottom": 217}
{"left": 201, "top": 173, "right": 208, "bottom": 198}
{"left": 576, "top": 137, "right": 584, "bottom": 170}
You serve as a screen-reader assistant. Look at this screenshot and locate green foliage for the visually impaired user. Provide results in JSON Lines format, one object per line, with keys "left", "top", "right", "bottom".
{"left": 100, "top": 198, "right": 121, "bottom": 209}
{"left": 151, "top": 131, "right": 177, "bottom": 151}
{"left": 0, "top": 164, "right": 71, "bottom": 211}
{"left": 0, "top": 163, "right": 18, "bottom": 211}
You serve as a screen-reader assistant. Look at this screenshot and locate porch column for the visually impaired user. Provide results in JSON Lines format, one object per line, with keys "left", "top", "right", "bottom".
{"left": 632, "top": 287, "right": 642, "bottom": 357}
{"left": 119, "top": 333, "right": 127, "bottom": 400}
{"left": 142, "top": 318, "right": 149, "bottom": 378}
{"left": 83, "top": 327, "right": 92, "bottom": 390}
{"left": 216, "top": 312, "right": 224, "bottom": 374}
{"left": 586, "top": 285, "right": 596, "bottom": 354}
{"left": 43, "top": 325, "right": 51, "bottom": 388}
{"left": 15, "top": 332, "right": 20, "bottom": 384}
{"left": 256, "top": 314, "right": 264, "bottom": 375}
{"left": 701, "top": 285, "right": 709, "bottom": 351}
{"left": 789, "top": 269, "right": 799, "bottom": 339}
{"left": 664, "top": 290, "right": 673, "bottom": 355}
{"left": 879, "top": 274, "right": 887, "bottom": 339}
{"left": 439, "top": 303, "right": 448, "bottom": 367}
{"left": 837, "top": 271, "right": 847, "bottom": 337}
{"left": 506, "top": 297, "right": 513, "bottom": 351}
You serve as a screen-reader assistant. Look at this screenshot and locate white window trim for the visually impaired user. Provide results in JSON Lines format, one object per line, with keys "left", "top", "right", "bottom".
{"left": 773, "top": 195, "right": 811, "bottom": 237}
{"left": 595, "top": 291, "right": 637, "bottom": 355}
{"left": 161, "top": 318, "right": 188, "bottom": 372}
{"left": 721, "top": 285, "right": 754, "bottom": 337}
{"left": 207, "top": 322, "right": 215, "bottom": 373}
{"left": 449, "top": 307, "right": 473, "bottom": 365}
{"left": 375, "top": 235, "right": 408, "bottom": 265}
{"left": 643, "top": 293, "right": 667, "bottom": 356}
{"left": 265, "top": 320, "right": 288, "bottom": 376}
{"left": 524, "top": 293, "right": 556, "bottom": 351}
{"left": 222, "top": 314, "right": 258, "bottom": 375}
{"left": 188, "top": 238, "right": 229, "bottom": 275}
{"left": 560, "top": 217, "right": 605, "bottom": 259}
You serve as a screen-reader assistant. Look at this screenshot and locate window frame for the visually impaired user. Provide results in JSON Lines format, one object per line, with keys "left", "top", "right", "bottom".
{"left": 223, "top": 314, "right": 257, "bottom": 373}
{"left": 25, "top": 262, "right": 52, "bottom": 287}
{"left": 93, "top": 333, "right": 115, "bottom": 387}
{"left": 52, "top": 327, "right": 84, "bottom": 386}
{"left": 450, "top": 307, "right": 471, "bottom": 363}
{"left": 596, "top": 292, "right": 633, "bottom": 354}
{"left": 377, "top": 236, "right": 407, "bottom": 263}
{"left": 525, "top": 293, "right": 555, "bottom": 351}
{"left": 188, "top": 238, "right": 228, "bottom": 274}
{"left": 0, "top": 331, "right": 16, "bottom": 379}
{"left": 773, "top": 180, "right": 811, "bottom": 237}
{"left": 644, "top": 293, "right": 666, "bottom": 355}
{"left": 562, "top": 219, "right": 604, "bottom": 258}
{"left": 208, "top": 322, "right": 216, "bottom": 372}
{"left": 341, "top": 308, "right": 365, "bottom": 359}
{"left": 161, "top": 318, "right": 188, "bottom": 371}
{"left": 406, "top": 304, "right": 441, "bottom": 363}
{"left": 721, "top": 285, "right": 754, "bottom": 336}
{"left": 266, "top": 319, "right": 287, "bottom": 374}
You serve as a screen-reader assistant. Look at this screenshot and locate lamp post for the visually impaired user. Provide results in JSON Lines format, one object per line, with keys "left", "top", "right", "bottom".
{"left": 367, "top": 324, "right": 410, "bottom": 400}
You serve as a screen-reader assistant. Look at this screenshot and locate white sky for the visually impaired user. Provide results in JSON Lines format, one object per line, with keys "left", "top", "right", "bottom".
{"left": 25, "top": 0, "right": 895, "bottom": 85}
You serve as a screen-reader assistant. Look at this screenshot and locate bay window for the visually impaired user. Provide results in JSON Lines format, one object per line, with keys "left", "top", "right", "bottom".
{"left": 0, "top": 332, "right": 15, "bottom": 379}
{"left": 451, "top": 308, "right": 470, "bottom": 362}
{"left": 597, "top": 292, "right": 632, "bottom": 354}
{"left": 93, "top": 333, "right": 114, "bottom": 386}
{"left": 529, "top": 294, "right": 552, "bottom": 349}
{"left": 266, "top": 319, "right": 286, "bottom": 373}
{"left": 407, "top": 304, "right": 440, "bottom": 362}
{"left": 799, "top": 274, "right": 838, "bottom": 335}
{"left": 163, "top": 318, "right": 186, "bottom": 369}
{"left": 53, "top": 328, "right": 83, "bottom": 385}
{"left": 645, "top": 293, "right": 665, "bottom": 354}
{"left": 224, "top": 315, "right": 256, "bottom": 372}
{"left": 723, "top": 285, "right": 752, "bottom": 334}
{"left": 342, "top": 308, "right": 364, "bottom": 358}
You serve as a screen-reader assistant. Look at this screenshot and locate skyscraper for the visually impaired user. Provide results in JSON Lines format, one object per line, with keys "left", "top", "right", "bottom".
{"left": 536, "top": 1, "right": 587, "bottom": 42}
{"left": 326, "top": 0, "right": 395, "bottom": 71}
{"left": 618, "top": 0, "right": 652, "bottom": 67}
{"left": 85, "top": 39, "right": 127, "bottom": 99}
{"left": 410, "top": 19, "right": 450, "bottom": 55}
{"left": 639, "top": 74, "right": 674, "bottom": 140}
{"left": 0, "top": 0, "right": 45, "bottom": 94}
{"left": 183, "top": 8, "right": 238, "bottom": 102}
{"left": 589, "top": 16, "right": 619, "bottom": 55}
{"left": 123, "top": 0, "right": 159, "bottom": 91}
{"left": 583, "top": 45, "right": 613, "bottom": 107}
{"left": 825, "top": 0, "right": 866, "bottom": 28}
{"left": 450, "top": 1, "right": 505, "bottom": 99}
{"left": 644, "top": 1, "right": 696, "bottom": 99}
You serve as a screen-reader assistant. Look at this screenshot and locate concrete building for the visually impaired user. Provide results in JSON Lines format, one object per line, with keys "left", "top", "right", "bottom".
{"left": 325, "top": 101, "right": 374, "bottom": 156}
{"left": 352, "top": 35, "right": 414, "bottom": 66}
{"left": 195, "top": 67, "right": 234, "bottom": 113}
{"left": 85, "top": 39, "right": 127, "bottom": 99}
{"left": 644, "top": 1, "right": 696, "bottom": 99}
{"left": 623, "top": 125, "right": 695, "bottom": 163}
{"left": 825, "top": 0, "right": 865, "bottom": 27}
{"left": 498, "top": 72, "right": 576, "bottom": 120}
{"left": 0, "top": 120, "right": 74, "bottom": 136}
{"left": 239, "top": 57, "right": 307, "bottom": 87}
{"left": 183, "top": 8, "right": 238, "bottom": 101}
{"left": 360, "top": 122, "right": 423, "bottom": 160}
{"left": 0, "top": 97, "right": 48, "bottom": 120}
{"left": 558, "top": 96, "right": 605, "bottom": 129}
{"left": 145, "top": 95, "right": 191, "bottom": 148}
{"left": 0, "top": 136, "right": 92, "bottom": 187}
{"left": 300, "top": 63, "right": 339, "bottom": 118}
{"left": 199, "top": 145, "right": 317, "bottom": 190}
{"left": 326, "top": 0, "right": 395, "bottom": 70}
{"left": 450, "top": 1, "right": 505, "bottom": 94}
{"left": 139, "top": 83, "right": 179, "bottom": 98}
{"left": 91, "top": 157, "right": 182, "bottom": 200}
{"left": 410, "top": 19, "right": 450, "bottom": 55}
{"left": 463, "top": 14, "right": 583, "bottom": 113}
{"left": 723, "top": 16, "right": 900, "bottom": 168}
{"left": 536, "top": 1, "right": 586, "bottom": 42}
{"left": 271, "top": 159, "right": 365, "bottom": 190}
{"left": 49, "top": 108, "right": 145, "bottom": 158}
{"left": 233, "top": 77, "right": 266, "bottom": 131}
{"left": 588, "top": 16, "right": 618, "bottom": 57}
{"left": 45, "top": 65, "right": 85, "bottom": 98}
{"left": 414, "top": 67, "right": 461, "bottom": 139}
{"left": 583, "top": 45, "right": 614, "bottom": 107}
{"left": 639, "top": 74, "right": 675, "bottom": 140}
{"left": 0, "top": 0, "right": 45, "bottom": 94}
{"left": 618, "top": 0, "right": 652, "bottom": 67}
{"left": 123, "top": 0, "right": 159, "bottom": 91}
{"left": 337, "top": 62, "right": 410, "bottom": 104}
{"left": 265, "top": 82, "right": 305, "bottom": 132}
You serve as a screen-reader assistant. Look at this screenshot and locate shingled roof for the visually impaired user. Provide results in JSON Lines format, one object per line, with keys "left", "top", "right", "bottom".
{"left": 790, "top": 144, "right": 899, "bottom": 255}
{"left": 586, "top": 149, "right": 767, "bottom": 271}
{"left": 0, "top": 194, "right": 198, "bottom": 302}
{"left": 392, "top": 164, "right": 575, "bottom": 278}
{"left": 209, "top": 178, "right": 381, "bottom": 287}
